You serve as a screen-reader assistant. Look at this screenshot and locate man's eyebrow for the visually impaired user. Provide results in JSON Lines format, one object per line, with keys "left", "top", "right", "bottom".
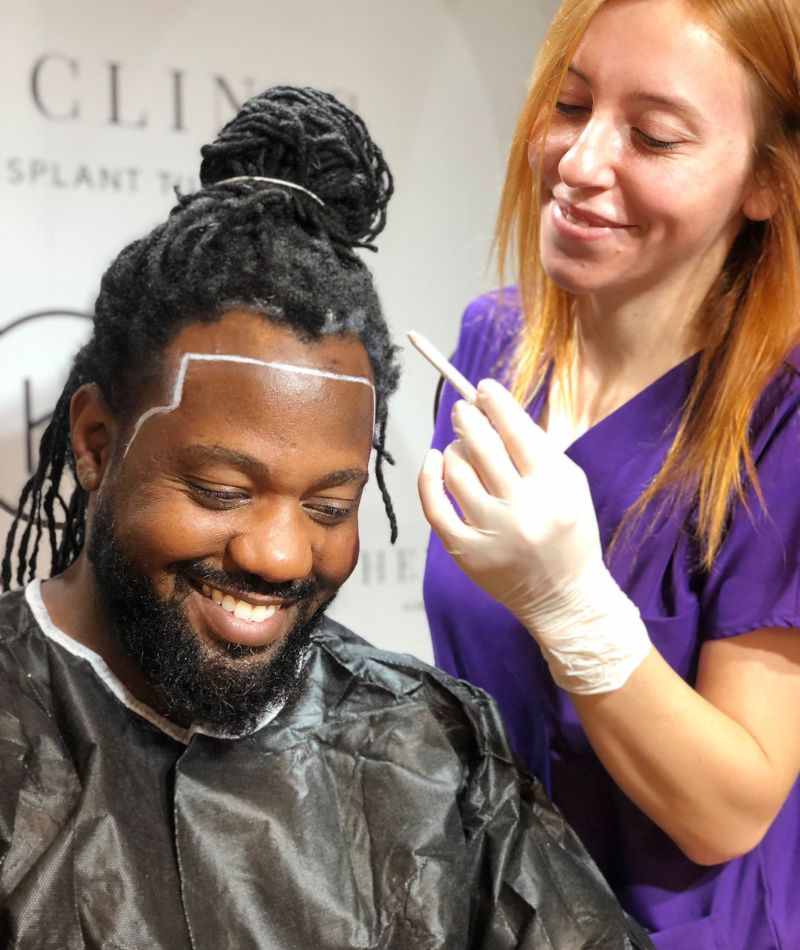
{"left": 178, "top": 445, "right": 369, "bottom": 489}
{"left": 313, "top": 469, "right": 369, "bottom": 491}
{"left": 566, "top": 65, "right": 704, "bottom": 124}
{"left": 180, "top": 444, "right": 268, "bottom": 476}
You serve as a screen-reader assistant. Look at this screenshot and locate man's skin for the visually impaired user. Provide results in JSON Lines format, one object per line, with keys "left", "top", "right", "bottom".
{"left": 40, "top": 308, "right": 376, "bottom": 722}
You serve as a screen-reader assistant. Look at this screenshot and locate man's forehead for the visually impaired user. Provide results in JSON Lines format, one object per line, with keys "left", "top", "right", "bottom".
{"left": 123, "top": 350, "right": 376, "bottom": 459}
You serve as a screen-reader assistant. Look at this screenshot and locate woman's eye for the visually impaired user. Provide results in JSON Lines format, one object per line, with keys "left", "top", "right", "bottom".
{"left": 555, "top": 101, "right": 589, "bottom": 118}
{"left": 635, "top": 129, "right": 682, "bottom": 151}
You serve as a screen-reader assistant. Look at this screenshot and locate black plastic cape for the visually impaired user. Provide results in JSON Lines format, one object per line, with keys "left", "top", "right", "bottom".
{"left": 0, "top": 587, "right": 652, "bottom": 949}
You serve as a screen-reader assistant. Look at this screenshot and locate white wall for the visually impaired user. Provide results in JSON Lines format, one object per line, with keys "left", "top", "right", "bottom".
{"left": 0, "top": 0, "right": 559, "bottom": 661}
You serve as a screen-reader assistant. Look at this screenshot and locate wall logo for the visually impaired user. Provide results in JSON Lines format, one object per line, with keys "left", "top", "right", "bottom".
{"left": 28, "top": 53, "right": 358, "bottom": 134}
{"left": 0, "top": 310, "right": 93, "bottom": 519}
{"left": 3, "top": 56, "right": 359, "bottom": 198}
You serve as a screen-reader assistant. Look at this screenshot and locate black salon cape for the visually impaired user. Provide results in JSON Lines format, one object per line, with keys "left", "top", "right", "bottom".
{"left": 0, "top": 588, "right": 650, "bottom": 949}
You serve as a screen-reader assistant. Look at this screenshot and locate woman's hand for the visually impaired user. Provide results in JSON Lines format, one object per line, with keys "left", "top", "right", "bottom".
{"left": 419, "top": 378, "right": 650, "bottom": 694}
{"left": 420, "top": 378, "right": 600, "bottom": 611}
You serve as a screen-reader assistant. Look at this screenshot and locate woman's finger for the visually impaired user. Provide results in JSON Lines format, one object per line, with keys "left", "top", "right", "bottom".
{"left": 441, "top": 440, "right": 500, "bottom": 528}
{"left": 451, "top": 400, "right": 520, "bottom": 497}
{"left": 417, "top": 449, "right": 474, "bottom": 555}
{"left": 475, "top": 378, "right": 554, "bottom": 477}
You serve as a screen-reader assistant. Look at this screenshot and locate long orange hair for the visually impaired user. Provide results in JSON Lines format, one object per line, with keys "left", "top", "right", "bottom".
{"left": 495, "top": 0, "right": 800, "bottom": 568}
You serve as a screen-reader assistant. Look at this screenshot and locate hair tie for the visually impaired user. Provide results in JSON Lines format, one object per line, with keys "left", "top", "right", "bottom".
{"left": 213, "top": 175, "right": 325, "bottom": 207}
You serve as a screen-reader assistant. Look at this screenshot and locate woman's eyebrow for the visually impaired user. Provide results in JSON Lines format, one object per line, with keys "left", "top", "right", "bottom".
{"left": 567, "top": 65, "right": 591, "bottom": 84}
{"left": 630, "top": 91, "right": 703, "bottom": 124}
{"left": 566, "top": 64, "right": 703, "bottom": 124}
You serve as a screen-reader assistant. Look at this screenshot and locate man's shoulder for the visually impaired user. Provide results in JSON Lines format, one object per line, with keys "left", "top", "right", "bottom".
{"left": 0, "top": 585, "right": 68, "bottom": 763}
{"left": 309, "top": 618, "right": 516, "bottom": 763}
{"left": 0, "top": 586, "right": 38, "bottom": 647}
{"left": 312, "top": 617, "right": 496, "bottom": 707}
{"left": 0, "top": 585, "right": 57, "bottom": 688}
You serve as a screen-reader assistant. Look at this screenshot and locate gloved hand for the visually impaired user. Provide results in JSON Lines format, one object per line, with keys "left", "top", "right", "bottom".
{"left": 419, "top": 378, "right": 651, "bottom": 694}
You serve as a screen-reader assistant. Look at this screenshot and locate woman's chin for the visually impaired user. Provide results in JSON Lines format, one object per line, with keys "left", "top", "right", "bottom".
{"left": 541, "top": 264, "right": 603, "bottom": 297}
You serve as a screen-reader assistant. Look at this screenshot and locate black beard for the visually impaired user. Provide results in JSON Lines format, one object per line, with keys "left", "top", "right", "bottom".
{"left": 87, "top": 496, "right": 331, "bottom": 734}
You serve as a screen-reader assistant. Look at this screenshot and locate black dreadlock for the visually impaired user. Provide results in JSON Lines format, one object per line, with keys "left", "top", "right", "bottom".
{"left": 3, "top": 86, "right": 400, "bottom": 590}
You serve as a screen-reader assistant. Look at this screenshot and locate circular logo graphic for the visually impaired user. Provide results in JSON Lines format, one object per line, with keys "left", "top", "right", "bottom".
{"left": 0, "top": 310, "right": 93, "bottom": 519}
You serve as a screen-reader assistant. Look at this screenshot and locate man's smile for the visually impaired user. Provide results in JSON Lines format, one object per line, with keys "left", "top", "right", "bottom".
{"left": 185, "top": 578, "right": 302, "bottom": 649}
{"left": 202, "top": 583, "right": 282, "bottom": 622}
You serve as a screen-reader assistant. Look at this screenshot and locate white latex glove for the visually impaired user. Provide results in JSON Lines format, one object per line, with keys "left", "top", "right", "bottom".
{"left": 419, "top": 378, "right": 651, "bottom": 694}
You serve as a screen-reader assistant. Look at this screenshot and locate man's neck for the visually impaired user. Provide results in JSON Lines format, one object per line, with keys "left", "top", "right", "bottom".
{"left": 40, "top": 559, "right": 164, "bottom": 714}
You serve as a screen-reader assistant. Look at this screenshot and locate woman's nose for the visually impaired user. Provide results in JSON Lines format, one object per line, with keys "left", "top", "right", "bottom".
{"left": 225, "top": 502, "right": 314, "bottom": 584}
{"left": 557, "top": 116, "right": 617, "bottom": 191}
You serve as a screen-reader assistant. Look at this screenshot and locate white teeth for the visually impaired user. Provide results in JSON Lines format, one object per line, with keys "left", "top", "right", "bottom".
{"left": 565, "top": 210, "right": 591, "bottom": 227}
{"left": 235, "top": 601, "right": 280, "bottom": 622}
{"left": 251, "top": 605, "right": 279, "bottom": 622}
{"left": 233, "top": 600, "right": 252, "bottom": 620}
{"left": 201, "top": 585, "right": 281, "bottom": 623}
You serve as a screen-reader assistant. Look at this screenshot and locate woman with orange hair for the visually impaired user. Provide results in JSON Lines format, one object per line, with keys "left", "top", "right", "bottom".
{"left": 420, "top": 0, "right": 800, "bottom": 945}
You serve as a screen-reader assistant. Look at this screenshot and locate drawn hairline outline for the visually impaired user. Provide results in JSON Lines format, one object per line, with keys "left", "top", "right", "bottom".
{"left": 122, "top": 352, "right": 376, "bottom": 458}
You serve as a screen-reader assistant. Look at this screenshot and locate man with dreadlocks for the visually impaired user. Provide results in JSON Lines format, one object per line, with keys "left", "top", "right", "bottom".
{"left": 0, "top": 87, "right": 650, "bottom": 949}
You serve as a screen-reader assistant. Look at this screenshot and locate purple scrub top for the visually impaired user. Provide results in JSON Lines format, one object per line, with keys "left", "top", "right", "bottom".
{"left": 423, "top": 291, "right": 800, "bottom": 949}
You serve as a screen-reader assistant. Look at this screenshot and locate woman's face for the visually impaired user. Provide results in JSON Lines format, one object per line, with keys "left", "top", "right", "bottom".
{"left": 536, "top": 0, "right": 768, "bottom": 302}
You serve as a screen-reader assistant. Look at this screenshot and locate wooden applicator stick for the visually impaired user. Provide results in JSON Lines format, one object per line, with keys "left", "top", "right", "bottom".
{"left": 407, "top": 331, "right": 478, "bottom": 403}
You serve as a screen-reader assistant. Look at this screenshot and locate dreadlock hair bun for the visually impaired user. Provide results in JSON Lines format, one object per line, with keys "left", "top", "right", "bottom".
{"left": 199, "top": 86, "right": 393, "bottom": 250}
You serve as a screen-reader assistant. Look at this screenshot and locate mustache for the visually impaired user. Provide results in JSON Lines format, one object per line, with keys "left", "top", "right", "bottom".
{"left": 178, "top": 560, "right": 319, "bottom": 602}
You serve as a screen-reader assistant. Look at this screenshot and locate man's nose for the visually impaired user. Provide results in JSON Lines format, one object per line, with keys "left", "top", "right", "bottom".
{"left": 557, "top": 115, "right": 617, "bottom": 191}
{"left": 225, "top": 502, "right": 314, "bottom": 584}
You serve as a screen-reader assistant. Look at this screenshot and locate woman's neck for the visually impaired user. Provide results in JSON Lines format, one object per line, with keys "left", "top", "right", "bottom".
{"left": 543, "top": 280, "right": 702, "bottom": 450}
{"left": 577, "top": 293, "right": 693, "bottom": 382}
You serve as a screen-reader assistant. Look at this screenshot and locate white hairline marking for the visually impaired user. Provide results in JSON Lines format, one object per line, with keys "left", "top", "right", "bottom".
{"left": 122, "top": 352, "right": 375, "bottom": 458}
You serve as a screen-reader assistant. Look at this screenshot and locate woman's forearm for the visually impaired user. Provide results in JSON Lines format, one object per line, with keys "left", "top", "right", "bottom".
{"left": 569, "top": 634, "right": 800, "bottom": 864}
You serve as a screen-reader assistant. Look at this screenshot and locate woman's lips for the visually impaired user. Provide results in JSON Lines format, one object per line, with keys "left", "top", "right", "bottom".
{"left": 550, "top": 198, "right": 631, "bottom": 241}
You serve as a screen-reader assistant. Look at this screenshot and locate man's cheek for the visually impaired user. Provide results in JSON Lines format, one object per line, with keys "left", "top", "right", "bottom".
{"left": 317, "top": 529, "right": 361, "bottom": 589}
{"left": 125, "top": 488, "right": 220, "bottom": 546}
{"left": 115, "top": 525, "right": 196, "bottom": 587}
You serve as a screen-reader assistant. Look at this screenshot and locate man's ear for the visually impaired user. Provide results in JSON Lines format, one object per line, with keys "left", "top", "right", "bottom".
{"left": 70, "top": 384, "right": 116, "bottom": 493}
